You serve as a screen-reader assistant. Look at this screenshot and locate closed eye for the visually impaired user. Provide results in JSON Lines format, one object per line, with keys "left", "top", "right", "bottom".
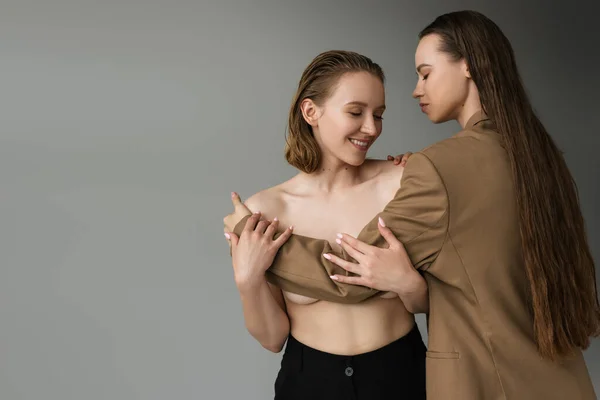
{"left": 349, "top": 111, "right": 383, "bottom": 120}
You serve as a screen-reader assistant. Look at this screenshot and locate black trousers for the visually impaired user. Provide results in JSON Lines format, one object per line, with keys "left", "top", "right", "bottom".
{"left": 274, "top": 324, "right": 426, "bottom": 400}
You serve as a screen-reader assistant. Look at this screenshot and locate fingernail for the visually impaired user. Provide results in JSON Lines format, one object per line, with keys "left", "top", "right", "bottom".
{"left": 323, "top": 253, "right": 331, "bottom": 260}
{"left": 289, "top": 226, "right": 294, "bottom": 230}
{"left": 378, "top": 217, "right": 386, "bottom": 227}
{"left": 224, "top": 233, "right": 231, "bottom": 240}
{"left": 231, "top": 192, "right": 236, "bottom": 198}
{"left": 336, "top": 238, "right": 342, "bottom": 245}
{"left": 274, "top": 217, "right": 278, "bottom": 221}
{"left": 330, "top": 275, "right": 338, "bottom": 280}
{"left": 336, "top": 233, "right": 343, "bottom": 239}
{"left": 253, "top": 211, "right": 261, "bottom": 214}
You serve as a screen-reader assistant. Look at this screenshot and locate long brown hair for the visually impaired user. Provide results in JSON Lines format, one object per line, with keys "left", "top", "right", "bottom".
{"left": 420, "top": 11, "right": 600, "bottom": 360}
{"left": 285, "top": 50, "right": 385, "bottom": 173}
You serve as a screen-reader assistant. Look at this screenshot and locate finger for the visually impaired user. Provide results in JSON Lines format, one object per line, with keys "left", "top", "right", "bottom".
{"left": 273, "top": 225, "right": 294, "bottom": 248}
{"left": 390, "top": 154, "right": 403, "bottom": 165}
{"left": 337, "top": 238, "right": 365, "bottom": 263}
{"left": 337, "top": 233, "right": 372, "bottom": 255}
{"left": 329, "top": 274, "right": 365, "bottom": 286}
{"left": 378, "top": 217, "right": 401, "bottom": 249}
{"left": 255, "top": 219, "right": 270, "bottom": 234}
{"left": 264, "top": 218, "right": 279, "bottom": 239}
{"left": 243, "top": 212, "right": 261, "bottom": 233}
{"left": 323, "top": 253, "right": 361, "bottom": 275}
{"left": 401, "top": 152, "right": 413, "bottom": 166}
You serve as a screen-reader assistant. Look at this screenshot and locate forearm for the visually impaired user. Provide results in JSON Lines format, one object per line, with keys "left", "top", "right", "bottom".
{"left": 397, "top": 273, "right": 429, "bottom": 314}
{"left": 238, "top": 279, "right": 290, "bottom": 352}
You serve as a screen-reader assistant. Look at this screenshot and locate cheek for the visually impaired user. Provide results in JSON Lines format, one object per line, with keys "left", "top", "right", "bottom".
{"left": 430, "top": 73, "right": 466, "bottom": 109}
{"left": 320, "top": 114, "right": 356, "bottom": 143}
{"left": 336, "top": 115, "right": 361, "bottom": 135}
{"left": 426, "top": 73, "right": 446, "bottom": 101}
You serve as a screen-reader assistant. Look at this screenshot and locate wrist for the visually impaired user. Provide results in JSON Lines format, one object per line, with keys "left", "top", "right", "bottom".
{"left": 236, "top": 274, "right": 267, "bottom": 294}
{"left": 393, "top": 271, "right": 426, "bottom": 296}
{"left": 396, "top": 275, "right": 428, "bottom": 314}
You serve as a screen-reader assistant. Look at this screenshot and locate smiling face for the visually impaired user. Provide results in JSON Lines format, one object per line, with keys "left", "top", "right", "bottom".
{"left": 412, "top": 33, "right": 475, "bottom": 124}
{"left": 304, "top": 71, "right": 385, "bottom": 167}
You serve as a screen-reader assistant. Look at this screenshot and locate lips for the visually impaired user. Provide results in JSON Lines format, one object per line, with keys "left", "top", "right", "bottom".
{"left": 419, "top": 103, "right": 429, "bottom": 112}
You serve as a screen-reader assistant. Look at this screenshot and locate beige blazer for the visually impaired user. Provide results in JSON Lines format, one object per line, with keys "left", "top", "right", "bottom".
{"left": 233, "top": 111, "right": 596, "bottom": 399}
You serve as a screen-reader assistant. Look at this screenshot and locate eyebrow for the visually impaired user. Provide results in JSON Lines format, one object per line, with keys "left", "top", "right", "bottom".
{"left": 344, "top": 101, "right": 386, "bottom": 111}
{"left": 416, "top": 63, "right": 432, "bottom": 73}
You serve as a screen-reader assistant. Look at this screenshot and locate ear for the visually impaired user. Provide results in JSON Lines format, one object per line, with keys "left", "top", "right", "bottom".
{"left": 461, "top": 59, "right": 471, "bottom": 79}
{"left": 300, "top": 98, "right": 320, "bottom": 127}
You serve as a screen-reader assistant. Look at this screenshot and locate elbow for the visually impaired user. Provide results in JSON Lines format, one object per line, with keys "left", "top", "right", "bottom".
{"left": 258, "top": 334, "right": 287, "bottom": 353}
{"left": 262, "top": 341, "right": 285, "bottom": 353}
{"left": 262, "top": 331, "right": 288, "bottom": 353}
{"left": 247, "top": 329, "right": 288, "bottom": 353}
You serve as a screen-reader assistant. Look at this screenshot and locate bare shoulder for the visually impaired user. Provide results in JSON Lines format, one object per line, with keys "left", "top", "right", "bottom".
{"left": 362, "top": 159, "right": 405, "bottom": 183}
{"left": 243, "top": 184, "right": 287, "bottom": 220}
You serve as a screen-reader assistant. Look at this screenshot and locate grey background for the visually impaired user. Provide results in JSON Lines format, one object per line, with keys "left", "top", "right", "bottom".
{"left": 1, "top": 0, "right": 598, "bottom": 399}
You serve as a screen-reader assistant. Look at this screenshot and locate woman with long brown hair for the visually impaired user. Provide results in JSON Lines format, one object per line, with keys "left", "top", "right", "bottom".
{"left": 225, "top": 10, "right": 599, "bottom": 400}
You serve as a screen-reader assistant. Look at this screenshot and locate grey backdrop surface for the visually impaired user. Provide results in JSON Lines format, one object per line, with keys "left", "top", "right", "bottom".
{"left": 1, "top": 0, "right": 598, "bottom": 399}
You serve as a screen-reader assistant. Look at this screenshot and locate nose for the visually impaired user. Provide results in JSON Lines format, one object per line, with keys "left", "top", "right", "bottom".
{"left": 412, "top": 80, "right": 424, "bottom": 99}
{"left": 361, "top": 115, "right": 378, "bottom": 135}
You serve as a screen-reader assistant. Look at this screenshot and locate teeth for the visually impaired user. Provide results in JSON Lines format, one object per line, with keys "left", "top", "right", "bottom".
{"left": 350, "top": 139, "right": 368, "bottom": 147}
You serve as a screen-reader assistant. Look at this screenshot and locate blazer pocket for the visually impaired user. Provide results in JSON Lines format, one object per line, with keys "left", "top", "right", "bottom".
{"left": 426, "top": 350, "right": 459, "bottom": 359}
{"left": 426, "top": 351, "right": 460, "bottom": 399}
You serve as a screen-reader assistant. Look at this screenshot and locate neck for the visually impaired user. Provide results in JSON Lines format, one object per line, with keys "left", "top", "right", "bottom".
{"left": 457, "top": 85, "right": 482, "bottom": 128}
{"left": 299, "top": 155, "right": 363, "bottom": 193}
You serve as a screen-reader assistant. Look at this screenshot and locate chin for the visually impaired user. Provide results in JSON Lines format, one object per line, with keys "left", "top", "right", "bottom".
{"left": 345, "top": 156, "right": 367, "bottom": 167}
{"left": 428, "top": 113, "right": 451, "bottom": 124}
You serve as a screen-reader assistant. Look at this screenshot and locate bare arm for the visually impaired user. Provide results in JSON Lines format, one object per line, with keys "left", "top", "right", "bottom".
{"left": 225, "top": 197, "right": 293, "bottom": 352}
{"left": 238, "top": 280, "right": 290, "bottom": 352}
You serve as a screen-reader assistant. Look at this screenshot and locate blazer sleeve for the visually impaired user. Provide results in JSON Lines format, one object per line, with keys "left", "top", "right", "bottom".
{"left": 233, "top": 152, "right": 449, "bottom": 303}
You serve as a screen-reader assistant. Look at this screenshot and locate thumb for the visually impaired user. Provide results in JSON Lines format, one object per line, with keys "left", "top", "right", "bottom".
{"left": 378, "top": 217, "right": 401, "bottom": 248}
{"left": 231, "top": 192, "right": 252, "bottom": 214}
{"left": 231, "top": 192, "right": 244, "bottom": 209}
